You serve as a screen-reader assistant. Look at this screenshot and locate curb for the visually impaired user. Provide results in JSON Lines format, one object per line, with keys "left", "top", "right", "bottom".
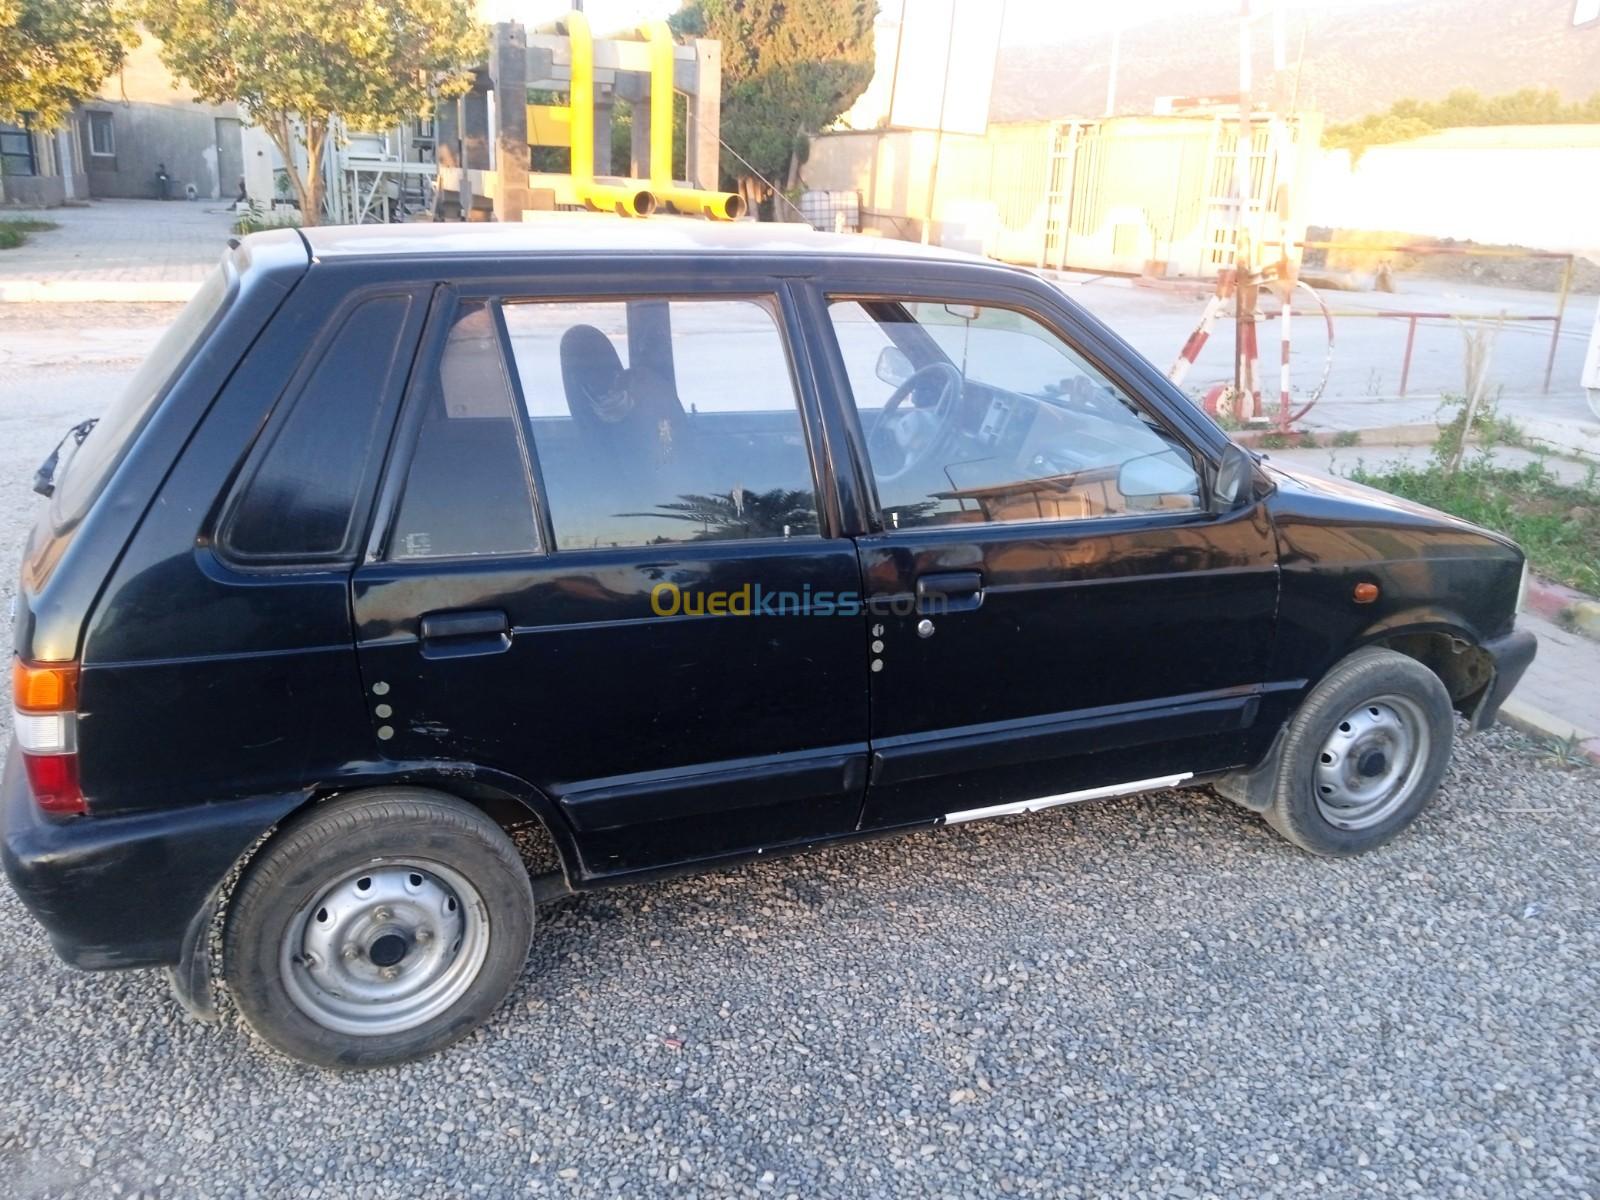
{"left": 1523, "top": 577, "right": 1600, "bottom": 643}
{"left": 0, "top": 280, "right": 201, "bottom": 303}
{"left": 1233, "top": 422, "right": 1439, "bottom": 450}
{"left": 1496, "top": 698, "right": 1600, "bottom": 765}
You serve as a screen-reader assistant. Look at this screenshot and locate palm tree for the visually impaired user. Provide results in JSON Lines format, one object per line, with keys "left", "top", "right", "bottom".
{"left": 619, "top": 487, "right": 818, "bottom": 541}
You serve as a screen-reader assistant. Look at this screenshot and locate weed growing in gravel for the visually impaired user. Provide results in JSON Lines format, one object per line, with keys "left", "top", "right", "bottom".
{"left": 1539, "top": 733, "right": 1593, "bottom": 771}
{"left": 1349, "top": 393, "right": 1600, "bottom": 594}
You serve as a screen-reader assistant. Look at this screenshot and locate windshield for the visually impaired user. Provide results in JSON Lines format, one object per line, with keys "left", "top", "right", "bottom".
{"left": 50, "top": 263, "right": 234, "bottom": 530}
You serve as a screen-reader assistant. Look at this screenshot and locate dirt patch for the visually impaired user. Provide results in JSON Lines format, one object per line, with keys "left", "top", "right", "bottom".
{"left": 1304, "top": 227, "right": 1600, "bottom": 294}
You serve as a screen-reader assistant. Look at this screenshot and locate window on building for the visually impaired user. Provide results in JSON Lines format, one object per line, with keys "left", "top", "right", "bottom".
{"left": 0, "top": 124, "right": 37, "bottom": 177}
{"left": 86, "top": 112, "right": 115, "bottom": 157}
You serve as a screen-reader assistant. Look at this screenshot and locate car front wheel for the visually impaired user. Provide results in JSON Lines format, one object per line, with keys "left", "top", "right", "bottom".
{"left": 1265, "top": 648, "right": 1455, "bottom": 856}
{"left": 224, "top": 788, "right": 534, "bottom": 1068}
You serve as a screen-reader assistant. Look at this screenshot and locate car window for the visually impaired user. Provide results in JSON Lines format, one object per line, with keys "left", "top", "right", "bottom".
{"left": 827, "top": 299, "right": 1201, "bottom": 530}
{"left": 389, "top": 302, "right": 540, "bottom": 560}
{"left": 223, "top": 293, "right": 414, "bottom": 562}
{"left": 53, "top": 263, "right": 233, "bottom": 531}
{"left": 501, "top": 296, "right": 819, "bottom": 551}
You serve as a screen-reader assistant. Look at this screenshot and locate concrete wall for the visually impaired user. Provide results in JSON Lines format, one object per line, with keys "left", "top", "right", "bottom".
{"left": 79, "top": 37, "right": 244, "bottom": 200}
{"left": 804, "top": 125, "right": 1055, "bottom": 261}
{"left": 1307, "top": 127, "right": 1600, "bottom": 262}
{"left": 805, "top": 115, "right": 1321, "bottom": 277}
{"left": 1, "top": 175, "right": 68, "bottom": 206}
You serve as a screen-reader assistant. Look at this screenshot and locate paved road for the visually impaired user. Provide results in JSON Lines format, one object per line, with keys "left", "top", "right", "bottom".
{"left": 1, "top": 307, "right": 1597, "bottom": 1199}
{"left": 0, "top": 200, "right": 235, "bottom": 288}
{"left": 1061, "top": 274, "right": 1599, "bottom": 410}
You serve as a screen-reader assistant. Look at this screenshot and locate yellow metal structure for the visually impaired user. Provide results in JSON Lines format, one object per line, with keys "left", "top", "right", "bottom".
{"left": 524, "top": 12, "right": 739, "bottom": 220}
{"left": 565, "top": 11, "right": 656, "bottom": 217}
{"left": 638, "top": 20, "right": 744, "bottom": 219}
{"left": 527, "top": 104, "right": 572, "bottom": 148}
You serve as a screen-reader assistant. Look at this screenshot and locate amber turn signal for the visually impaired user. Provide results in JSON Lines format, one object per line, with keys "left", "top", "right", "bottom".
{"left": 12, "top": 658, "right": 79, "bottom": 712}
{"left": 1352, "top": 582, "right": 1380, "bottom": 604}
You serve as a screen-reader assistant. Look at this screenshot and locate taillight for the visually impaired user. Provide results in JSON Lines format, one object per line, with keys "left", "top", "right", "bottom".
{"left": 12, "top": 658, "right": 84, "bottom": 814}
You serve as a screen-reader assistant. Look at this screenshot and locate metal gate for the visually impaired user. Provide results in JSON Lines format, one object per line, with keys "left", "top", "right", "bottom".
{"left": 1040, "top": 115, "right": 1302, "bottom": 277}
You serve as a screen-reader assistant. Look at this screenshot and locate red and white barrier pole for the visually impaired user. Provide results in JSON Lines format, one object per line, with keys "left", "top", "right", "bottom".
{"left": 1277, "top": 295, "right": 1292, "bottom": 431}
{"left": 1169, "top": 268, "right": 1236, "bottom": 386}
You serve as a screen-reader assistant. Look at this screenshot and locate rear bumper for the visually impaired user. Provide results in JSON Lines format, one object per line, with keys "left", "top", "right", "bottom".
{"left": 1470, "top": 627, "right": 1539, "bottom": 732}
{"left": 0, "top": 745, "right": 301, "bottom": 970}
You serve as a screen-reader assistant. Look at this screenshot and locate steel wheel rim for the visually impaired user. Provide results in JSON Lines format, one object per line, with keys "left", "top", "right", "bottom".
{"left": 1313, "top": 693, "right": 1431, "bottom": 831}
{"left": 280, "top": 859, "right": 490, "bottom": 1037}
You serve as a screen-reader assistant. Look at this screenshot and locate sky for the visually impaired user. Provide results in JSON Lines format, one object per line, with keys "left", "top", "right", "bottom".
{"left": 990, "top": 0, "right": 1411, "bottom": 43}
{"left": 483, "top": 0, "right": 1419, "bottom": 46}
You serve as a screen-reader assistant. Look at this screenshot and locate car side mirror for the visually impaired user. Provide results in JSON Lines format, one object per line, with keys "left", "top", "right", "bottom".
{"left": 875, "top": 346, "right": 913, "bottom": 387}
{"left": 1209, "top": 441, "right": 1254, "bottom": 514}
{"left": 1117, "top": 448, "right": 1201, "bottom": 501}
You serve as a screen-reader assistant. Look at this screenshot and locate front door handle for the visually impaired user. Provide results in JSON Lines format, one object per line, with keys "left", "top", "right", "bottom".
{"left": 916, "top": 572, "right": 984, "bottom": 615}
{"left": 419, "top": 609, "right": 511, "bottom": 658}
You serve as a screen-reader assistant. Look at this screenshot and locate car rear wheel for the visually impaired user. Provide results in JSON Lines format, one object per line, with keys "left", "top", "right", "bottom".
{"left": 1266, "top": 648, "right": 1454, "bottom": 856}
{"left": 224, "top": 788, "right": 533, "bottom": 1068}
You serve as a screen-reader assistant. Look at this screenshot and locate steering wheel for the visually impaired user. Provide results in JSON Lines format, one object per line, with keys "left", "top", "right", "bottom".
{"left": 869, "top": 362, "right": 964, "bottom": 484}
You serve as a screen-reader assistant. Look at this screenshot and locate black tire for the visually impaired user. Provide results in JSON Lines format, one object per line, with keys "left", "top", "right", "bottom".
{"left": 224, "top": 788, "right": 534, "bottom": 1069}
{"left": 1265, "top": 648, "right": 1454, "bottom": 857}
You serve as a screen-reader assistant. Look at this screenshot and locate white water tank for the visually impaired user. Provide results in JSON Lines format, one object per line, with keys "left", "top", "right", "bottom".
{"left": 797, "top": 190, "right": 860, "bottom": 233}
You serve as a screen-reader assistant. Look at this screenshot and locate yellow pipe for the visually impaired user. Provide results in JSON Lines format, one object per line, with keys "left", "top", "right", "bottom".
{"left": 652, "top": 186, "right": 745, "bottom": 220}
{"left": 567, "top": 10, "right": 594, "bottom": 182}
{"left": 582, "top": 184, "right": 658, "bottom": 217}
{"left": 638, "top": 20, "right": 744, "bottom": 220}
{"left": 642, "top": 21, "right": 674, "bottom": 190}
{"left": 566, "top": 10, "right": 655, "bottom": 216}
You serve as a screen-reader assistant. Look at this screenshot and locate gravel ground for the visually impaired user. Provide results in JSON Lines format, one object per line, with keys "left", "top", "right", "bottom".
{"left": 1, "top": 312, "right": 1597, "bottom": 1199}
{"left": 2, "top": 730, "right": 1596, "bottom": 1200}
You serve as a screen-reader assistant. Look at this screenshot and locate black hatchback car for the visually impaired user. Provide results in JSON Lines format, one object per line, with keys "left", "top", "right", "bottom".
{"left": 3, "top": 221, "right": 1535, "bottom": 1067}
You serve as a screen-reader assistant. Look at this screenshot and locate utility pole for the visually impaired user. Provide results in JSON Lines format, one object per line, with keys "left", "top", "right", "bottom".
{"left": 1104, "top": 19, "right": 1121, "bottom": 117}
{"left": 920, "top": 3, "right": 958, "bottom": 245}
{"left": 1232, "top": 0, "right": 1256, "bottom": 414}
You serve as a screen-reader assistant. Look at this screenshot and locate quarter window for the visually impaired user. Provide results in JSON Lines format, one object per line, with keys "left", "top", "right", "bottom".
{"left": 501, "top": 296, "right": 819, "bottom": 551}
{"left": 827, "top": 299, "right": 1202, "bottom": 529}
{"left": 223, "top": 294, "right": 414, "bottom": 562}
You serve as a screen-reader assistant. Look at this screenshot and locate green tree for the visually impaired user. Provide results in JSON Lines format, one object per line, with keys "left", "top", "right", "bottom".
{"left": 0, "top": 0, "right": 131, "bottom": 128}
{"left": 138, "top": 0, "right": 481, "bottom": 223}
{"left": 670, "top": 0, "right": 873, "bottom": 212}
{"left": 1326, "top": 87, "right": 1600, "bottom": 160}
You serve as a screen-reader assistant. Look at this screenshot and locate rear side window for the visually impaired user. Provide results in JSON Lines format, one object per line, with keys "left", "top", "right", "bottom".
{"left": 388, "top": 302, "right": 540, "bottom": 560}
{"left": 52, "top": 264, "right": 233, "bottom": 530}
{"left": 501, "top": 296, "right": 819, "bottom": 551}
{"left": 222, "top": 294, "right": 416, "bottom": 563}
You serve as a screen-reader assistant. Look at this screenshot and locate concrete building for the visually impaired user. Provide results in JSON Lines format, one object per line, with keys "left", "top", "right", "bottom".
{"left": 804, "top": 113, "right": 1323, "bottom": 277}
{"left": 75, "top": 36, "right": 246, "bottom": 202}
{"left": 1, "top": 33, "right": 245, "bottom": 209}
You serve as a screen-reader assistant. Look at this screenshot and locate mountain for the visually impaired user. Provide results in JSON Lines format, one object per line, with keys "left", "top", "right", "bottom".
{"left": 993, "top": 0, "right": 1600, "bottom": 123}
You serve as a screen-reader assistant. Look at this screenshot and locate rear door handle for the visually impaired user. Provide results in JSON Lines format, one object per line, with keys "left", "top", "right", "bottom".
{"left": 916, "top": 572, "right": 984, "bottom": 614}
{"left": 419, "top": 609, "right": 511, "bottom": 658}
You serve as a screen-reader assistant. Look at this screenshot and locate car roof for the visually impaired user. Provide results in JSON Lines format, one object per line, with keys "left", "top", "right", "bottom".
{"left": 295, "top": 215, "right": 1002, "bottom": 268}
